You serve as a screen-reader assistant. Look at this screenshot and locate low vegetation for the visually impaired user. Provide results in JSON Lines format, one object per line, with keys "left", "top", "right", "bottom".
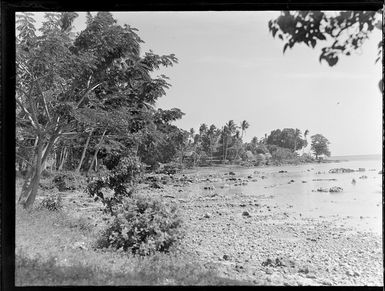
{"left": 96, "top": 196, "right": 184, "bottom": 255}
{"left": 15, "top": 205, "right": 247, "bottom": 285}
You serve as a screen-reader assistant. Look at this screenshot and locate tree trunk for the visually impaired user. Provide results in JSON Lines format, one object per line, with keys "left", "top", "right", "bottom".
{"left": 222, "top": 137, "right": 226, "bottom": 163}
{"left": 87, "top": 129, "right": 106, "bottom": 175}
{"left": 180, "top": 147, "right": 184, "bottom": 166}
{"left": 58, "top": 146, "right": 67, "bottom": 171}
{"left": 209, "top": 139, "right": 213, "bottom": 164}
{"left": 18, "top": 139, "right": 44, "bottom": 209}
{"left": 75, "top": 129, "right": 93, "bottom": 173}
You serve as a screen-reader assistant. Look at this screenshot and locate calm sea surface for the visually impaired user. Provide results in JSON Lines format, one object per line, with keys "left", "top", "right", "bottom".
{"left": 185, "top": 155, "right": 383, "bottom": 234}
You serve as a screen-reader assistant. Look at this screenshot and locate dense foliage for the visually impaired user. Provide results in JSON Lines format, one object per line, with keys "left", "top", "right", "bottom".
{"left": 96, "top": 196, "right": 184, "bottom": 256}
{"left": 16, "top": 12, "right": 180, "bottom": 208}
{"left": 86, "top": 154, "right": 143, "bottom": 215}
{"left": 266, "top": 128, "right": 307, "bottom": 152}
{"left": 310, "top": 134, "right": 331, "bottom": 159}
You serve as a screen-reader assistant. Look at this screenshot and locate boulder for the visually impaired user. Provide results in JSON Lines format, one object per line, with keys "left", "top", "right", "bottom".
{"left": 328, "top": 168, "right": 355, "bottom": 174}
{"left": 314, "top": 187, "right": 329, "bottom": 193}
{"left": 150, "top": 182, "right": 163, "bottom": 189}
{"left": 329, "top": 186, "right": 343, "bottom": 193}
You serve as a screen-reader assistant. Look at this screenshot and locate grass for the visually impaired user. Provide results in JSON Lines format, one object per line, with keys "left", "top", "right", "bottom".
{"left": 15, "top": 204, "right": 250, "bottom": 286}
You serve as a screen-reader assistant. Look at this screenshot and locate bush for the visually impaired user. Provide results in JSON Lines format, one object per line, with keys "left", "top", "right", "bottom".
{"left": 271, "top": 147, "right": 297, "bottom": 162}
{"left": 96, "top": 196, "right": 184, "bottom": 256}
{"left": 87, "top": 154, "right": 143, "bottom": 214}
{"left": 299, "top": 153, "right": 314, "bottom": 163}
{"left": 37, "top": 193, "right": 63, "bottom": 211}
{"left": 52, "top": 171, "right": 86, "bottom": 192}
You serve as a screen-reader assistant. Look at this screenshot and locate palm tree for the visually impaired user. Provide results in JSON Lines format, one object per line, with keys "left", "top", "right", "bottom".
{"left": 189, "top": 128, "right": 195, "bottom": 144}
{"left": 199, "top": 123, "right": 208, "bottom": 135}
{"left": 222, "top": 126, "right": 229, "bottom": 163}
{"left": 207, "top": 124, "right": 218, "bottom": 162}
{"left": 240, "top": 120, "right": 250, "bottom": 139}
{"left": 293, "top": 128, "right": 301, "bottom": 152}
{"left": 303, "top": 129, "right": 309, "bottom": 155}
{"left": 224, "top": 120, "right": 237, "bottom": 162}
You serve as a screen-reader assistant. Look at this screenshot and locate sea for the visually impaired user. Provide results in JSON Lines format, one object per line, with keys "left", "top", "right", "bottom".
{"left": 186, "top": 154, "right": 383, "bottom": 234}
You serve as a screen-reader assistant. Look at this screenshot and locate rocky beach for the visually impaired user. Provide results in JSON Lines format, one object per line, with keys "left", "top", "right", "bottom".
{"left": 17, "top": 160, "right": 383, "bottom": 286}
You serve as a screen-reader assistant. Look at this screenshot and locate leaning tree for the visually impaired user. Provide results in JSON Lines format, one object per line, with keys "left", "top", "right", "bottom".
{"left": 16, "top": 12, "right": 178, "bottom": 209}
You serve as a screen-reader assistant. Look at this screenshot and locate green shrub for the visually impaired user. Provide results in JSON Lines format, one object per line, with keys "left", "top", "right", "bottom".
{"left": 37, "top": 194, "right": 63, "bottom": 211}
{"left": 96, "top": 196, "right": 184, "bottom": 256}
{"left": 86, "top": 154, "right": 143, "bottom": 215}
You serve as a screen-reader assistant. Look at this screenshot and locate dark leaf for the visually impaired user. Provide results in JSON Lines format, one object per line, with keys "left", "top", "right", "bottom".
{"left": 310, "top": 39, "right": 316, "bottom": 48}
{"left": 283, "top": 43, "right": 289, "bottom": 54}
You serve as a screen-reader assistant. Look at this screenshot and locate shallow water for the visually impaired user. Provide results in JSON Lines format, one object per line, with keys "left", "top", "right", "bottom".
{"left": 184, "top": 158, "right": 383, "bottom": 234}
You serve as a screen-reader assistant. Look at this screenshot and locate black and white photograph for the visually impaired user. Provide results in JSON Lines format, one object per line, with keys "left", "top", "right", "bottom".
{"left": 12, "top": 8, "right": 383, "bottom": 286}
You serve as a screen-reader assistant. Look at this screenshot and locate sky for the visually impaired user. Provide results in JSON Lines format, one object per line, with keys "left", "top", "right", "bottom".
{"left": 30, "top": 11, "right": 383, "bottom": 156}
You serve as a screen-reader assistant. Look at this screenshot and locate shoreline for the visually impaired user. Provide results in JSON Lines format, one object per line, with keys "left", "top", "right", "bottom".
{"left": 15, "top": 161, "right": 383, "bottom": 286}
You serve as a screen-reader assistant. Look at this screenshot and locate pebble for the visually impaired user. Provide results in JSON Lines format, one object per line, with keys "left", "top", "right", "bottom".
{"left": 306, "top": 273, "right": 316, "bottom": 279}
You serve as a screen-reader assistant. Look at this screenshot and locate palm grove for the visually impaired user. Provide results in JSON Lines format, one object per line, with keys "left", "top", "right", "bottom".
{"left": 16, "top": 12, "right": 331, "bottom": 210}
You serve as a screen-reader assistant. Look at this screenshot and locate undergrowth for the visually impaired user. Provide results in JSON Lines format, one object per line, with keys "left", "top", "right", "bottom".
{"left": 15, "top": 206, "right": 248, "bottom": 285}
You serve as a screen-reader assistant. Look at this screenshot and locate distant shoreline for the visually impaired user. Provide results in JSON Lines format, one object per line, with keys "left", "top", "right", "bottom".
{"left": 326, "top": 154, "right": 382, "bottom": 162}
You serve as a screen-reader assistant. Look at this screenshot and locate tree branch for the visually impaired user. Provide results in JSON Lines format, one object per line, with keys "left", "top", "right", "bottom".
{"left": 76, "top": 82, "right": 102, "bottom": 108}
{"left": 15, "top": 97, "right": 39, "bottom": 131}
{"left": 34, "top": 79, "right": 52, "bottom": 123}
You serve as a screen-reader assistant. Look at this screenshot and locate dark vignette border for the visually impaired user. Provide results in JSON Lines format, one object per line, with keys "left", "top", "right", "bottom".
{"left": 1, "top": 0, "right": 383, "bottom": 291}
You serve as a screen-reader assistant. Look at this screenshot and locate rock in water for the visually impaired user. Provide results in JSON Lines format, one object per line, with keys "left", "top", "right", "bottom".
{"left": 329, "top": 186, "right": 343, "bottom": 193}
{"left": 315, "top": 187, "right": 329, "bottom": 193}
{"left": 242, "top": 211, "right": 251, "bottom": 217}
{"left": 328, "top": 168, "right": 355, "bottom": 174}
